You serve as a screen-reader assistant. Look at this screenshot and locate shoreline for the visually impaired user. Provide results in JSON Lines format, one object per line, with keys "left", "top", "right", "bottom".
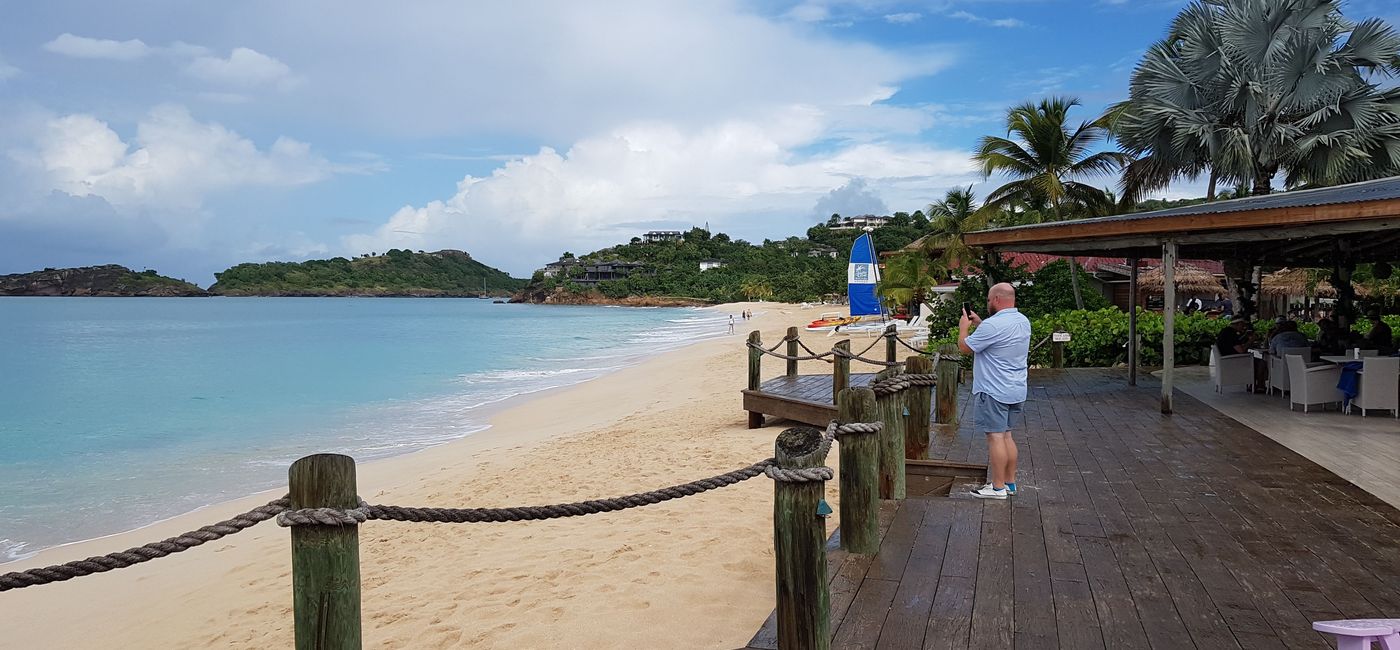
{"left": 1, "top": 304, "right": 727, "bottom": 566}
{"left": 0, "top": 301, "right": 813, "bottom": 649}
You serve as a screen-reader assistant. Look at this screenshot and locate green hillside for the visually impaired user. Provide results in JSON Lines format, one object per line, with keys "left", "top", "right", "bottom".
{"left": 210, "top": 249, "right": 524, "bottom": 296}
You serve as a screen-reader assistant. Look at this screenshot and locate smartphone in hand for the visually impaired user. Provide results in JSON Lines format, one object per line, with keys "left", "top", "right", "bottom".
{"left": 962, "top": 301, "right": 971, "bottom": 316}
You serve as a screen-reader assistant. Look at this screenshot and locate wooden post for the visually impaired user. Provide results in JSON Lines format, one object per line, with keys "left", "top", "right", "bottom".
{"left": 772, "top": 426, "right": 830, "bottom": 650}
{"left": 1051, "top": 336, "right": 1065, "bottom": 369}
{"left": 1162, "top": 241, "right": 1177, "bottom": 415}
{"left": 832, "top": 340, "right": 851, "bottom": 403}
{"left": 884, "top": 325, "right": 898, "bottom": 364}
{"left": 289, "top": 454, "right": 362, "bottom": 650}
{"left": 748, "top": 330, "right": 764, "bottom": 429}
{"left": 873, "top": 367, "right": 906, "bottom": 500}
{"left": 785, "top": 326, "right": 800, "bottom": 378}
{"left": 836, "top": 388, "right": 879, "bottom": 555}
{"left": 903, "top": 355, "right": 932, "bottom": 459}
{"left": 934, "top": 343, "right": 960, "bottom": 429}
{"left": 1128, "top": 257, "right": 1140, "bottom": 386}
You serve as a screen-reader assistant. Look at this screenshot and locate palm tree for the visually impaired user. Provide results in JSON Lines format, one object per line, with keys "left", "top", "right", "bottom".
{"left": 974, "top": 97, "right": 1128, "bottom": 308}
{"left": 924, "top": 186, "right": 990, "bottom": 270}
{"left": 739, "top": 278, "right": 773, "bottom": 302}
{"left": 1113, "top": 0, "right": 1400, "bottom": 197}
{"left": 877, "top": 252, "right": 947, "bottom": 316}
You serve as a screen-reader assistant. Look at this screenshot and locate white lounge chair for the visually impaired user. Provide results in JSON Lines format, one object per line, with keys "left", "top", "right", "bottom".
{"left": 1287, "top": 354, "right": 1343, "bottom": 413}
{"left": 1268, "top": 346, "right": 1312, "bottom": 397}
{"left": 1211, "top": 346, "right": 1253, "bottom": 393}
{"left": 1350, "top": 356, "right": 1399, "bottom": 417}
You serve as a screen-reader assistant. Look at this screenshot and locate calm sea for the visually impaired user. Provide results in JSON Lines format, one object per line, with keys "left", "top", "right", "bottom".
{"left": 0, "top": 298, "right": 731, "bottom": 561}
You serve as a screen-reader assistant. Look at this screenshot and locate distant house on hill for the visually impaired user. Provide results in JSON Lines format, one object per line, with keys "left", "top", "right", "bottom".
{"left": 699, "top": 258, "right": 725, "bottom": 271}
{"left": 808, "top": 245, "right": 839, "bottom": 258}
{"left": 643, "top": 230, "right": 684, "bottom": 243}
{"left": 540, "top": 257, "right": 581, "bottom": 278}
{"left": 573, "top": 261, "right": 648, "bottom": 285}
{"left": 829, "top": 215, "right": 891, "bottom": 231}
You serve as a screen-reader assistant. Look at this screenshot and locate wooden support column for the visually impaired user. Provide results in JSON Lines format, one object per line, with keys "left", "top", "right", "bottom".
{"left": 772, "top": 426, "right": 830, "bottom": 650}
{"left": 748, "top": 331, "right": 764, "bottom": 429}
{"left": 836, "top": 388, "right": 879, "bottom": 555}
{"left": 1128, "top": 257, "right": 1139, "bottom": 386}
{"left": 1162, "top": 241, "right": 1177, "bottom": 415}
{"left": 785, "top": 327, "right": 799, "bottom": 377}
{"left": 903, "top": 355, "right": 932, "bottom": 459}
{"left": 934, "top": 343, "right": 959, "bottom": 433}
{"left": 1051, "top": 335, "right": 1065, "bottom": 369}
{"left": 289, "top": 454, "right": 362, "bottom": 650}
{"left": 884, "top": 325, "right": 898, "bottom": 364}
{"left": 832, "top": 340, "right": 851, "bottom": 404}
{"left": 873, "top": 367, "right": 907, "bottom": 500}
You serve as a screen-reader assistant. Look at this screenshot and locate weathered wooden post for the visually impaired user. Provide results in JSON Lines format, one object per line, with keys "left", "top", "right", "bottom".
{"left": 289, "top": 453, "right": 362, "bottom": 650}
{"left": 832, "top": 340, "right": 851, "bottom": 403}
{"left": 934, "top": 343, "right": 960, "bottom": 431}
{"left": 748, "top": 330, "right": 764, "bottom": 429}
{"left": 772, "top": 426, "right": 831, "bottom": 650}
{"left": 884, "top": 324, "right": 898, "bottom": 364}
{"left": 873, "top": 367, "right": 906, "bottom": 500}
{"left": 836, "top": 388, "right": 879, "bottom": 555}
{"left": 1052, "top": 332, "right": 1065, "bottom": 369}
{"left": 903, "top": 355, "right": 932, "bottom": 459}
{"left": 785, "top": 326, "right": 800, "bottom": 378}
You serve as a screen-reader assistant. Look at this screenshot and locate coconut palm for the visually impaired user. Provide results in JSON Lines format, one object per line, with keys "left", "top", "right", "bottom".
{"left": 1114, "top": 0, "right": 1400, "bottom": 198}
{"left": 974, "top": 97, "right": 1129, "bottom": 307}
{"left": 877, "top": 252, "right": 946, "bottom": 316}
{"left": 923, "top": 186, "right": 989, "bottom": 269}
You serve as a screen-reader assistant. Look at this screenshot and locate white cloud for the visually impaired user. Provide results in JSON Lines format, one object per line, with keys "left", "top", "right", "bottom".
{"left": 43, "top": 33, "right": 151, "bottom": 60}
{"left": 947, "top": 10, "right": 1025, "bottom": 28}
{"left": 344, "top": 109, "right": 977, "bottom": 271}
{"left": 884, "top": 12, "right": 921, "bottom": 24}
{"left": 185, "top": 47, "right": 297, "bottom": 89}
{"left": 786, "top": 2, "right": 830, "bottom": 22}
{"left": 0, "top": 56, "right": 19, "bottom": 81}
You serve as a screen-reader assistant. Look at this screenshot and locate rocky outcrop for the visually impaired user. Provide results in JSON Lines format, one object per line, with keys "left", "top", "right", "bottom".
{"left": 0, "top": 266, "right": 209, "bottom": 297}
{"left": 511, "top": 285, "right": 709, "bottom": 307}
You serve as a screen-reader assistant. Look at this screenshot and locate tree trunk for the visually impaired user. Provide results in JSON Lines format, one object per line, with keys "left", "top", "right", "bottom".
{"left": 1206, "top": 166, "right": 1218, "bottom": 201}
{"left": 1067, "top": 256, "right": 1085, "bottom": 310}
{"left": 1251, "top": 166, "right": 1275, "bottom": 196}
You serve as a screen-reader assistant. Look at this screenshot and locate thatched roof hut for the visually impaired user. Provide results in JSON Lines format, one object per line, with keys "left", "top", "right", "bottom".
{"left": 1260, "top": 268, "right": 1367, "bottom": 297}
{"left": 1137, "top": 264, "right": 1224, "bottom": 294}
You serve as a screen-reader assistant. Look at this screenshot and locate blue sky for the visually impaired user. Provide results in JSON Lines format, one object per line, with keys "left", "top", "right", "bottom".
{"left": 2, "top": 0, "right": 1397, "bottom": 284}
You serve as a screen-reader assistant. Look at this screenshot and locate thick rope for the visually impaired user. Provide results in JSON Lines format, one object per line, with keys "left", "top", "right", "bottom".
{"left": 831, "top": 347, "right": 902, "bottom": 367}
{"left": 893, "top": 335, "right": 930, "bottom": 355}
{"left": 0, "top": 498, "right": 290, "bottom": 592}
{"left": 870, "top": 373, "right": 938, "bottom": 396}
{"left": 746, "top": 341, "right": 835, "bottom": 362}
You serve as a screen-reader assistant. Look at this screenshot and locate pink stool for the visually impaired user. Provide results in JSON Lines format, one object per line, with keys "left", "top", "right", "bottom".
{"left": 1314, "top": 619, "right": 1400, "bottom": 650}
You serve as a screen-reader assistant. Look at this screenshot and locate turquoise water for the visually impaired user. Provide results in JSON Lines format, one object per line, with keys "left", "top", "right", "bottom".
{"left": 0, "top": 298, "right": 731, "bottom": 560}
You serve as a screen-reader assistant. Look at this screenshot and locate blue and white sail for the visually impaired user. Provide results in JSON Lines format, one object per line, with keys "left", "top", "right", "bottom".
{"left": 847, "top": 232, "right": 882, "bottom": 316}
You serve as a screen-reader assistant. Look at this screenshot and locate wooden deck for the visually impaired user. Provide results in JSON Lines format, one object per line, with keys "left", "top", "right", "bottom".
{"left": 746, "top": 368, "right": 1400, "bottom": 649}
{"left": 744, "top": 373, "right": 881, "bottom": 429}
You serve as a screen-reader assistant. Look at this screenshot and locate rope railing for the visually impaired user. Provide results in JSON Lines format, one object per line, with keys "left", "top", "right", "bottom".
{"left": 1, "top": 419, "right": 886, "bottom": 593}
{"left": 746, "top": 343, "right": 835, "bottom": 362}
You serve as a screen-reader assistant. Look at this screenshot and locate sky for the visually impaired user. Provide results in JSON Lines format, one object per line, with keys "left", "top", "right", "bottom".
{"left": 2, "top": 0, "right": 1398, "bottom": 285}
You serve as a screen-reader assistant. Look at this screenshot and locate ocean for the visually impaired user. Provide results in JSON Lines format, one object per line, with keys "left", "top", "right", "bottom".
{"left": 0, "top": 298, "right": 732, "bottom": 561}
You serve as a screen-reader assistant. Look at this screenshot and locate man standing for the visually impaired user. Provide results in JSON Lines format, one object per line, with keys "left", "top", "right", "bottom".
{"left": 959, "top": 282, "right": 1031, "bottom": 500}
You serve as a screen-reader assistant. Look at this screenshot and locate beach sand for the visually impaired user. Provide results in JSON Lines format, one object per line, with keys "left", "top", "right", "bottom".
{"left": 0, "top": 301, "right": 868, "bottom": 649}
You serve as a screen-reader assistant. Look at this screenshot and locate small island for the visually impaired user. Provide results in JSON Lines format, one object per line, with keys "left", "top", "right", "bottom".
{"left": 0, "top": 265, "right": 208, "bottom": 297}
{"left": 209, "top": 249, "right": 524, "bottom": 297}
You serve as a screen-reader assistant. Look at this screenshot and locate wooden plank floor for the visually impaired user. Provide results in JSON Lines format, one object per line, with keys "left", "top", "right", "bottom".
{"left": 746, "top": 368, "right": 1400, "bottom": 649}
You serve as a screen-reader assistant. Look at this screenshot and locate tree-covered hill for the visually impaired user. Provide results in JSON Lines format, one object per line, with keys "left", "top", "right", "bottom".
{"left": 0, "top": 265, "right": 208, "bottom": 297}
{"left": 522, "top": 223, "right": 928, "bottom": 304}
{"left": 210, "top": 249, "right": 524, "bottom": 296}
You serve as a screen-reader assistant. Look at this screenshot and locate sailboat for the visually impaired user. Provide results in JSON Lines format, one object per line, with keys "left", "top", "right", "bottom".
{"left": 805, "top": 231, "right": 886, "bottom": 331}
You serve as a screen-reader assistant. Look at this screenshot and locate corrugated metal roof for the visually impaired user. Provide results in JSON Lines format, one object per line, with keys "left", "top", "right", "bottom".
{"left": 973, "top": 175, "right": 1400, "bottom": 235}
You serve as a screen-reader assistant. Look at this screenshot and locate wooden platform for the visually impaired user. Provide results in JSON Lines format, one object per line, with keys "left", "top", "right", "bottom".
{"left": 743, "top": 373, "right": 880, "bottom": 429}
{"left": 746, "top": 368, "right": 1400, "bottom": 649}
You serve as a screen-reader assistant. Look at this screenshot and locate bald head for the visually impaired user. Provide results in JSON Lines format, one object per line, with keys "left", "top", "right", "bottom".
{"left": 987, "top": 282, "right": 1016, "bottom": 314}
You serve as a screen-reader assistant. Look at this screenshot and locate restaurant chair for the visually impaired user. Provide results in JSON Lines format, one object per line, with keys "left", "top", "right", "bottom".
{"left": 1287, "top": 354, "right": 1343, "bottom": 413}
{"left": 1351, "top": 356, "right": 1399, "bottom": 417}
{"left": 1211, "top": 346, "right": 1253, "bottom": 393}
{"left": 1268, "top": 346, "right": 1312, "bottom": 397}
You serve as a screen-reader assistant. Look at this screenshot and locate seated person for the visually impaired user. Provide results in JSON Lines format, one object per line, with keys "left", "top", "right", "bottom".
{"left": 1364, "top": 309, "right": 1394, "bottom": 354}
{"left": 1215, "top": 316, "right": 1252, "bottom": 356}
{"left": 1316, "top": 317, "right": 1343, "bottom": 355}
{"left": 1268, "top": 320, "right": 1310, "bottom": 356}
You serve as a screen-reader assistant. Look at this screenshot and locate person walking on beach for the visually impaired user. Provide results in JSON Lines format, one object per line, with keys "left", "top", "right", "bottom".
{"left": 959, "top": 282, "right": 1031, "bottom": 500}
{"left": 729, "top": 315, "right": 735, "bottom": 334}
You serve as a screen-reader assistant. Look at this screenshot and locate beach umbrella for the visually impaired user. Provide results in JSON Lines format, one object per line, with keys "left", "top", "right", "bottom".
{"left": 1259, "top": 268, "right": 1368, "bottom": 298}
{"left": 1136, "top": 263, "right": 1224, "bottom": 294}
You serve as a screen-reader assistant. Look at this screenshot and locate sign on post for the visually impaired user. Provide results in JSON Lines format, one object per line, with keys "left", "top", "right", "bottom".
{"left": 1052, "top": 331, "right": 1071, "bottom": 343}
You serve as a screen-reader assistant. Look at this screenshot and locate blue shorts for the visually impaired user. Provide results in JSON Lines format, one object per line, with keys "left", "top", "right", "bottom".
{"left": 974, "top": 393, "right": 1022, "bottom": 434}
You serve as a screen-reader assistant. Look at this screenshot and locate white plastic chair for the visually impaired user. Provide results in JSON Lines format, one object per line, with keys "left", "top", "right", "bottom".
{"left": 1287, "top": 354, "right": 1343, "bottom": 413}
{"left": 1268, "top": 346, "right": 1312, "bottom": 396}
{"left": 1211, "top": 346, "right": 1253, "bottom": 393}
{"left": 1351, "top": 356, "right": 1399, "bottom": 417}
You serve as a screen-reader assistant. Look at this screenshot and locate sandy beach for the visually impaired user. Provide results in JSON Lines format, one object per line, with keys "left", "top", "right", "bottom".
{"left": 0, "top": 301, "right": 862, "bottom": 649}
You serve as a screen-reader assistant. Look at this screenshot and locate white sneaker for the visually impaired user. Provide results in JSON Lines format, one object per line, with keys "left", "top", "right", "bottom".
{"left": 971, "top": 485, "right": 1008, "bottom": 500}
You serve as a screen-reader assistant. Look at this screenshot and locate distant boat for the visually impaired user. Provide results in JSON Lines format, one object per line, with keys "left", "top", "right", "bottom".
{"left": 805, "top": 231, "right": 885, "bottom": 331}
